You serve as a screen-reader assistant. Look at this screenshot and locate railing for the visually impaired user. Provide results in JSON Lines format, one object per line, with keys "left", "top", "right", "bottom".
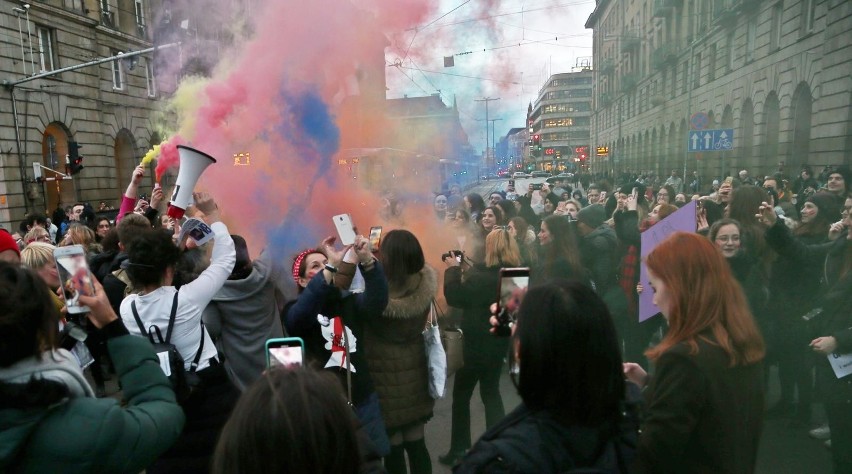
{"left": 620, "top": 29, "right": 641, "bottom": 54}
{"left": 653, "top": 0, "right": 674, "bottom": 17}
{"left": 599, "top": 58, "right": 615, "bottom": 75}
{"left": 651, "top": 44, "right": 680, "bottom": 69}
{"left": 621, "top": 73, "right": 639, "bottom": 92}
{"left": 600, "top": 93, "right": 612, "bottom": 107}
{"left": 101, "top": 10, "right": 114, "bottom": 28}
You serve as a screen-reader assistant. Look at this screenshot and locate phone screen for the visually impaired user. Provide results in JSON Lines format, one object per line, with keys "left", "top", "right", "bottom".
{"left": 266, "top": 338, "right": 305, "bottom": 368}
{"left": 369, "top": 226, "right": 382, "bottom": 251}
{"left": 54, "top": 246, "right": 95, "bottom": 314}
{"left": 498, "top": 268, "right": 531, "bottom": 318}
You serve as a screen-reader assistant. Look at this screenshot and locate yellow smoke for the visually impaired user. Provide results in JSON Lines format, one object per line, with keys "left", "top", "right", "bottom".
{"left": 140, "top": 143, "right": 161, "bottom": 166}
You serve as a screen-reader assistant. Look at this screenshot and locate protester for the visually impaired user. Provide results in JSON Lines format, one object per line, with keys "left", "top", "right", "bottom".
{"left": 203, "top": 235, "right": 290, "bottom": 392}
{"left": 283, "top": 235, "right": 390, "bottom": 457}
{"left": 120, "top": 192, "right": 238, "bottom": 473}
{"left": 440, "top": 228, "right": 518, "bottom": 465}
{"left": 455, "top": 280, "right": 638, "bottom": 472}
{"left": 624, "top": 232, "right": 765, "bottom": 473}
{"left": 0, "top": 262, "right": 184, "bottom": 471}
{"left": 212, "top": 367, "right": 380, "bottom": 474}
{"left": 364, "top": 229, "right": 436, "bottom": 474}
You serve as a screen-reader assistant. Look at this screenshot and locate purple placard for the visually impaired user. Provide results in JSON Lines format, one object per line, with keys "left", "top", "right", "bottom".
{"left": 638, "top": 200, "right": 697, "bottom": 322}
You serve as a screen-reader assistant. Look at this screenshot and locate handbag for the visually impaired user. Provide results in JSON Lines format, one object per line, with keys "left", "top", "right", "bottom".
{"left": 436, "top": 302, "right": 464, "bottom": 377}
{"left": 423, "top": 302, "right": 447, "bottom": 399}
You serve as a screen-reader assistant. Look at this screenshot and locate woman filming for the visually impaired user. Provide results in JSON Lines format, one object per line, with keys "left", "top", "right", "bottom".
{"left": 0, "top": 263, "right": 184, "bottom": 471}
{"left": 440, "top": 227, "right": 519, "bottom": 465}
{"left": 454, "top": 281, "right": 638, "bottom": 472}
{"left": 624, "top": 232, "right": 765, "bottom": 474}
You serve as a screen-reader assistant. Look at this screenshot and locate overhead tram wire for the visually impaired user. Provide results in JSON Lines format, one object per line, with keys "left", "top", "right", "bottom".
{"left": 427, "top": 0, "right": 595, "bottom": 30}
{"left": 401, "top": 0, "right": 472, "bottom": 63}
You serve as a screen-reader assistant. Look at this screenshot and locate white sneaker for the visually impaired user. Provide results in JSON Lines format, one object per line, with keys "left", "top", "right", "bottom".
{"left": 809, "top": 424, "right": 831, "bottom": 440}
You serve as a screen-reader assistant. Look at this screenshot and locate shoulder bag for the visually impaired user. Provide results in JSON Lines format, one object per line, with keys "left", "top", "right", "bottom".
{"left": 423, "top": 301, "right": 447, "bottom": 398}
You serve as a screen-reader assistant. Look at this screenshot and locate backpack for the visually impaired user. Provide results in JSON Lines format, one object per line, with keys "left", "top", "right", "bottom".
{"left": 131, "top": 291, "right": 204, "bottom": 403}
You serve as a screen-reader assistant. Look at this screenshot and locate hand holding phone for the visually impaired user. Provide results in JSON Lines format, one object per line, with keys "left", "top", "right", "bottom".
{"left": 369, "top": 226, "right": 382, "bottom": 252}
{"left": 54, "top": 245, "right": 96, "bottom": 314}
{"left": 266, "top": 338, "right": 305, "bottom": 368}
{"left": 495, "top": 267, "right": 530, "bottom": 336}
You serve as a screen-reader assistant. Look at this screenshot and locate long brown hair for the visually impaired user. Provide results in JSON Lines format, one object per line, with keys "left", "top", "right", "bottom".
{"left": 644, "top": 232, "right": 765, "bottom": 366}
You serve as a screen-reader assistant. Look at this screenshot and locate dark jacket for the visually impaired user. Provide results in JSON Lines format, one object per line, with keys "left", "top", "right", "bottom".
{"left": 581, "top": 225, "right": 619, "bottom": 293}
{"left": 454, "top": 397, "right": 639, "bottom": 474}
{"left": 283, "top": 262, "right": 389, "bottom": 406}
{"left": 637, "top": 336, "right": 764, "bottom": 474}
{"left": 0, "top": 326, "right": 185, "bottom": 473}
{"left": 444, "top": 264, "right": 510, "bottom": 367}
{"left": 364, "top": 265, "right": 437, "bottom": 430}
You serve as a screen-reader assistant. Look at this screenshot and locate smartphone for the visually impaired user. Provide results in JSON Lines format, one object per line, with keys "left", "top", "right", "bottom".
{"left": 631, "top": 187, "right": 639, "bottom": 199}
{"left": 531, "top": 183, "right": 543, "bottom": 190}
{"left": 266, "top": 337, "right": 305, "bottom": 368}
{"left": 556, "top": 201, "right": 566, "bottom": 213}
{"left": 599, "top": 191, "right": 608, "bottom": 202}
{"left": 496, "top": 267, "right": 531, "bottom": 330}
{"left": 333, "top": 214, "right": 357, "bottom": 246}
{"left": 724, "top": 176, "right": 733, "bottom": 185}
{"left": 54, "top": 245, "right": 96, "bottom": 314}
{"left": 369, "top": 226, "right": 382, "bottom": 252}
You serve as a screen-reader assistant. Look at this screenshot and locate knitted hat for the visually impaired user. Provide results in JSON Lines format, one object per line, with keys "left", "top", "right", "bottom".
{"left": 806, "top": 192, "right": 842, "bottom": 222}
{"left": 292, "top": 248, "right": 321, "bottom": 284}
{"left": 0, "top": 230, "right": 21, "bottom": 258}
{"left": 576, "top": 204, "right": 606, "bottom": 229}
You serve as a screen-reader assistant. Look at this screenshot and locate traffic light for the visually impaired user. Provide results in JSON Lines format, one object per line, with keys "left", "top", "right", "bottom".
{"left": 68, "top": 141, "right": 84, "bottom": 175}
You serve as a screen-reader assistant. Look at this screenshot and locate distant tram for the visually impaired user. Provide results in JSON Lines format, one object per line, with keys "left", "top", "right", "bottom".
{"left": 337, "top": 148, "right": 478, "bottom": 193}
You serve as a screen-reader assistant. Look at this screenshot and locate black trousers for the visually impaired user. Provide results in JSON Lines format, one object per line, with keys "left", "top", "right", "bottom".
{"left": 448, "top": 359, "right": 505, "bottom": 453}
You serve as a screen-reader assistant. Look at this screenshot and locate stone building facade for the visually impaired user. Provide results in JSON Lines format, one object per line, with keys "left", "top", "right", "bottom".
{"left": 0, "top": 0, "right": 166, "bottom": 230}
{"left": 585, "top": 0, "right": 851, "bottom": 184}
{"left": 529, "top": 70, "right": 594, "bottom": 173}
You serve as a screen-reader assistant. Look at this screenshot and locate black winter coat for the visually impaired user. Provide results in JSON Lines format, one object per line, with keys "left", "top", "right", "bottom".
{"left": 444, "top": 264, "right": 509, "bottom": 367}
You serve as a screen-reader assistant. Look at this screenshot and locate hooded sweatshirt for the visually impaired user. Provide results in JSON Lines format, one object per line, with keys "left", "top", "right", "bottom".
{"left": 203, "top": 248, "right": 292, "bottom": 392}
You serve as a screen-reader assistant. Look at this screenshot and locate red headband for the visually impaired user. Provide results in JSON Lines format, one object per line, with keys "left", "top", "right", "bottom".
{"left": 292, "top": 249, "right": 320, "bottom": 284}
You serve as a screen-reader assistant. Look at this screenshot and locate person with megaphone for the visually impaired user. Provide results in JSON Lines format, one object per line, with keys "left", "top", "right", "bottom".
{"left": 119, "top": 163, "right": 239, "bottom": 474}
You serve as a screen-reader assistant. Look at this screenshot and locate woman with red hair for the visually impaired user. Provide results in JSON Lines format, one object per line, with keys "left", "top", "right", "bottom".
{"left": 624, "top": 232, "right": 765, "bottom": 474}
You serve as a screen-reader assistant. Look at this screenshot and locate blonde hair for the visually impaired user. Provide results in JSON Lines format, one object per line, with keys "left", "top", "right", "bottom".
{"left": 21, "top": 242, "right": 56, "bottom": 269}
{"left": 24, "top": 227, "right": 50, "bottom": 244}
{"left": 484, "top": 228, "right": 521, "bottom": 267}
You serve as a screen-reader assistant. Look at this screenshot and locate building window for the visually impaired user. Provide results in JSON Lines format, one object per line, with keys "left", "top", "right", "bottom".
{"left": 770, "top": 4, "right": 782, "bottom": 51}
{"left": 693, "top": 53, "right": 701, "bottom": 89}
{"left": 101, "top": 0, "right": 116, "bottom": 27}
{"left": 36, "top": 26, "right": 56, "bottom": 72}
{"left": 111, "top": 50, "right": 124, "bottom": 90}
{"left": 145, "top": 60, "right": 156, "bottom": 97}
{"left": 745, "top": 18, "right": 756, "bottom": 62}
{"left": 708, "top": 44, "right": 717, "bottom": 82}
{"left": 681, "top": 61, "right": 688, "bottom": 95}
{"left": 726, "top": 32, "right": 735, "bottom": 72}
{"left": 802, "top": 0, "right": 816, "bottom": 33}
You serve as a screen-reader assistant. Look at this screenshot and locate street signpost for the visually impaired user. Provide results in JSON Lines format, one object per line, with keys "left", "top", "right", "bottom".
{"left": 687, "top": 128, "right": 734, "bottom": 152}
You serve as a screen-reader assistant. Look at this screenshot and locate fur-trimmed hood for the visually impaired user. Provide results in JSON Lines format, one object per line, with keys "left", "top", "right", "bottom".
{"left": 382, "top": 265, "right": 437, "bottom": 320}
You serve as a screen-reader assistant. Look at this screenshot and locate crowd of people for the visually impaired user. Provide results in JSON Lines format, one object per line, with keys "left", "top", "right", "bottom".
{"left": 0, "top": 161, "right": 850, "bottom": 473}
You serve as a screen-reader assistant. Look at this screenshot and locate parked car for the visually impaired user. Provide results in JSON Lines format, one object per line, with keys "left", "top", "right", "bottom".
{"left": 530, "top": 171, "right": 551, "bottom": 178}
{"left": 546, "top": 172, "right": 575, "bottom": 184}
{"left": 512, "top": 171, "right": 530, "bottom": 179}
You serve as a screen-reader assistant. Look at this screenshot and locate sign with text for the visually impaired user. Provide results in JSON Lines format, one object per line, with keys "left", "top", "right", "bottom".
{"left": 638, "top": 200, "right": 697, "bottom": 322}
{"left": 688, "top": 129, "right": 734, "bottom": 152}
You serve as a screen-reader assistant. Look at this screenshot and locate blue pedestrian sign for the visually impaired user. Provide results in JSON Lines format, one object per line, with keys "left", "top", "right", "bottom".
{"left": 687, "top": 128, "right": 734, "bottom": 152}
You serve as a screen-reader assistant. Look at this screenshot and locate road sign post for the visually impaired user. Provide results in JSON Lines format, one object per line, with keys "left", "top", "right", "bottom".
{"left": 687, "top": 128, "right": 734, "bottom": 152}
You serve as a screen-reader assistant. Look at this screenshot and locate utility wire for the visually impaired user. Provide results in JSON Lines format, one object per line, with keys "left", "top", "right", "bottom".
{"left": 401, "top": 0, "right": 472, "bottom": 63}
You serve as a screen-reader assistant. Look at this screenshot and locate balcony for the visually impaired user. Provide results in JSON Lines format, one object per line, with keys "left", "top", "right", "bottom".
{"left": 653, "top": 0, "right": 676, "bottom": 17}
{"left": 714, "top": 5, "right": 737, "bottom": 23}
{"left": 101, "top": 10, "right": 115, "bottom": 28}
{"left": 650, "top": 95, "right": 667, "bottom": 107}
{"left": 600, "top": 93, "right": 612, "bottom": 108}
{"left": 620, "top": 29, "right": 641, "bottom": 54}
{"left": 621, "top": 73, "right": 639, "bottom": 93}
{"left": 736, "top": 0, "right": 762, "bottom": 13}
{"left": 599, "top": 58, "right": 616, "bottom": 75}
{"left": 651, "top": 44, "right": 680, "bottom": 69}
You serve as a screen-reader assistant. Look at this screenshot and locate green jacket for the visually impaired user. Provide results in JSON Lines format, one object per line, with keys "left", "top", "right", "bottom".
{"left": 0, "top": 332, "right": 185, "bottom": 473}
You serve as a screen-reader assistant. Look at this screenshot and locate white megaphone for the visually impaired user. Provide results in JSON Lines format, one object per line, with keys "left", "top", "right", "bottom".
{"left": 166, "top": 145, "right": 217, "bottom": 219}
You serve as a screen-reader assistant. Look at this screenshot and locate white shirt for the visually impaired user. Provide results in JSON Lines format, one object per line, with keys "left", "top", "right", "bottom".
{"left": 120, "top": 221, "right": 235, "bottom": 371}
